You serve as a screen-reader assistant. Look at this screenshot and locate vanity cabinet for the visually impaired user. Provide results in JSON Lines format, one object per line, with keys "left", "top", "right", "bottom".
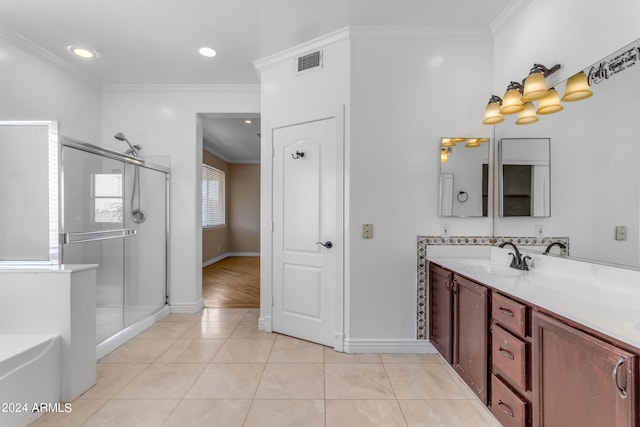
{"left": 428, "top": 263, "right": 454, "bottom": 363}
{"left": 532, "top": 312, "right": 638, "bottom": 427}
{"left": 428, "top": 263, "right": 489, "bottom": 403}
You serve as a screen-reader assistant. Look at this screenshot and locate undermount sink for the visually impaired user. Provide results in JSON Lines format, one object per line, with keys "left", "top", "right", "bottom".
{"left": 461, "top": 261, "right": 525, "bottom": 277}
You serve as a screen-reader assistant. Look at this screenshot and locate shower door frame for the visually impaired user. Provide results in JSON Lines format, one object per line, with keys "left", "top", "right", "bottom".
{"left": 60, "top": 136, "right": 171, "bottom": 348}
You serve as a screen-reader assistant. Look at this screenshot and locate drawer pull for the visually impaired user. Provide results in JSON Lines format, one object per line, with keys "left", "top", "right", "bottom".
{"left": 499, "top": 307, "right": 515, "bottom": 318}
{"left": 499, "top": 347, "right": 515, "bottom": 360}
{"left": 497, "top": 401, "right": 515, "bottom": 418}
{"left": 613, "top": 357, "right": 628, "bottom": 399}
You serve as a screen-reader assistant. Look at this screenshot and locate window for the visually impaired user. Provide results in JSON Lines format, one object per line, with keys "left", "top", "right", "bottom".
{"left": 94, "top": 173, "right": 123, "bottom": 223}
{"left": 202, "top": 164, "right": 225, "bottom": 227}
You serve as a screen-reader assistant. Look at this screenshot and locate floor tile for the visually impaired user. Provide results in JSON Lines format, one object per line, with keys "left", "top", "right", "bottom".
{"left": 326, "top": 400, "right": 408, "bottom": 427}
{"left": 325, "top": 364, "right": 395, "bottom": 399}
{"left": 255, "top": 363, "right": 324, "bottom": 399}
{"left": 242, "top": 309, "right": 261, "bottom": 322}
{"left": 155, "top": 339, "right": 224, "bottom": 364}
{"left": 135, "top": 321, "right": 195, "bottom": 339}
{"left": 114, "top": 364, "right": 205, "bottom": 399}
{"left": 28, "top": 399, "right": 107, "bottom": 427}
{"left": 399, "top": 399, "right": 494, "bottom": 427}
{"left": 162, "top": 399, "right": 251, "bottom": 427}
{"left": 182, "top": 321, "right": 240, "bottom": 339}
{"left": 81, "top": 399, "right": 178, "bottom": 426}
{"left": 184, "top": 363, "right": 265, "bottom": 399}
{"left": 384, "top": 364, "right": 468, "bottom": 399}
{"left": 98, "top": 338, "right": 175, "bottom": 364}
{"left": 202, "top": 308, "right": 249, "bottom": 321}
{"left": 380, "top": 353, "right": 442, "bottom": 364}
{"left": 268, "top": 335, "right": 325, "bottom": 363}
{"left": 228, "top": 322, "right": 275, "bottom": 340}
{"left": 325, "top": 348, "right": 381, "bottom": 364}
{"left": 211, "top": 339, "right": 274, "bottom": 363}
{"left": 244, "top": 400, "right": 325, "bottom": 427}
{"left": 78, "top": 364, "right": 147, "bottom": 400}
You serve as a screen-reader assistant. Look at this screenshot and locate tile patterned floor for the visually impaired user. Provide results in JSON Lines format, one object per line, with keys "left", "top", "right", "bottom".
{"left": 30, "top": 308, "right": 501, "bottom": 426}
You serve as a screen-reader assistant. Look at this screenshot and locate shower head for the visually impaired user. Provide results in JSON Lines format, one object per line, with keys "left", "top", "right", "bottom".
{"left": 114, "top": 132, "right": 141, "bottom": 157}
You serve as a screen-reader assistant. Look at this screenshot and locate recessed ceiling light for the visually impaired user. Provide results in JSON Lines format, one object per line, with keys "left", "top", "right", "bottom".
{"left": 67, "top": 45, "right": 98, "bottom": 59}
{"left": 199, "top": 47, "right": 217, "bottom": 58}
{"left": 244, "top": 119, "right": 252, "bottom": 124}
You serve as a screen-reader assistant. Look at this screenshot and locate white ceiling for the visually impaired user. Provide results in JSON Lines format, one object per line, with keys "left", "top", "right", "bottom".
{"left": 201, "top": 114, "right": 261, "bottom": 163}
{"left": 0, "top": 0, "right": 512, "bottom": 162}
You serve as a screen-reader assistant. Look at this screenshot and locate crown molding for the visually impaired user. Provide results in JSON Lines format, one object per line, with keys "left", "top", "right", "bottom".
{"left": 491, "top": 0, "right": 534, "bottom": 36}
{"left": 102, "top": 83, "right": 260, "bottom": 92}
{"left": 0, "top": 24, "right": 101, "bottom": 88}
{"left": 349, "top": 25, "right": 492, "bottom": 39}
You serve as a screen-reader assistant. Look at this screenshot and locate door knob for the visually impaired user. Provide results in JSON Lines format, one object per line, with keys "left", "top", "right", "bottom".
{"left": 316, "top": 241, "right": 333, "bottom": 249}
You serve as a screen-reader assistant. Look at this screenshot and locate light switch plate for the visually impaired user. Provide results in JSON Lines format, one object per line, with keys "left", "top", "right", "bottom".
{"left": 362, "top": 224, "right": 373, "bottom": 239}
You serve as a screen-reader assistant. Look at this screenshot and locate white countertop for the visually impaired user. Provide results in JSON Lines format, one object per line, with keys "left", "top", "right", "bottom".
{"left": 429, "top": 247, "right": 640, "bottom": 349}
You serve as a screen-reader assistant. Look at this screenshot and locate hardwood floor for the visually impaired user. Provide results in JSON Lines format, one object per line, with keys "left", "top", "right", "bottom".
{"left": 202, "top": 256, "right": 260, "bottom": 308}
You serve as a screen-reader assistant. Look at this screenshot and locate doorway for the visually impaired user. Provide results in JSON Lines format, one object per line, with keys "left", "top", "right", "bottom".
{"left": 200, "top": 113, "right": 261, "bottom": 308}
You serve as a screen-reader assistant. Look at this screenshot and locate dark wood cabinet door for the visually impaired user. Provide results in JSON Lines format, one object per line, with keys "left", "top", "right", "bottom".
{"left": 428, "top": 263, "right": 453, "bottom": 363}
{"left": 533, "top": 312, "right": 637, "bottom": 427}
{"left": 453, "top": 274, "right": 489, "bottom": 404}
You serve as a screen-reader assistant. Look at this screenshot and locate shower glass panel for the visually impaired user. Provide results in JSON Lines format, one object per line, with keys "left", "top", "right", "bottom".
{"left": 61, "top": 141, "right": 169, "bottom": 344}
{"left": 123, "top": 163, "right": 167, "bottom": 326}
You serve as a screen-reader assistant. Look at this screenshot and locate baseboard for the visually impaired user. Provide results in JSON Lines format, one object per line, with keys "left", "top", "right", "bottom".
{"left": 343, "top": 338, "right": 437, "bottom": 354}
{"left": 202, "top": 252, "right": 260, "bottom": 268}
{"left": 96, "top": 305, "right": 171, "bottom": 360}
{"left": 170, "top": 298, "right": 204, "bottom": 314}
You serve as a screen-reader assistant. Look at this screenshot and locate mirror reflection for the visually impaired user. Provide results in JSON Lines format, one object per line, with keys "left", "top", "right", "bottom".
{"left": 499, "top": 138, "right": 550, "bottom": 217}
{"left": 493, "top": 38, "right": 640, "bottom": 268}
{"left": 439, "top": 137, "right": 490, "bottom": 217}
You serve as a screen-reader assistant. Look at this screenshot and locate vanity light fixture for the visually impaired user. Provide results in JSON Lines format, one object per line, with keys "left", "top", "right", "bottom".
{"left": 441, "top": 138, "right": 456, "bottom": 147}
{"left": 515, "top": 102, "right": 539, "bottom": 125}
{"left": 67, "top": 45, "right": 98, "bottom": 59}
{"left": 465, "top": 139, "right": 481, "bottom": 147}
{"left": 536, "top": 87, "right": 564, "bottom": 115}
{"left": 441, "top": 146, "right": 452, "bottom": 162}
{"left": 521, "top": 63, "right": 562, "bottom": 102}
{"left": 500, "top": 82, "right": 525, "bottom": 114}
{"left": 561, "top": 71, "right": 593, "bottom": 102}
{"left": 482, "top": 95, "right": 505, "bottom": 125}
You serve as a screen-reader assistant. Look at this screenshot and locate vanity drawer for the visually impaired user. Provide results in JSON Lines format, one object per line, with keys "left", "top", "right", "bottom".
{"left": 492, "top": 292, "right": 527, "bottom": 337}
{"left": 491, "top": 374, "right": 528, "bottom": 427}
{"left": 492, "top": 325, "right": 528, "bottom": 391}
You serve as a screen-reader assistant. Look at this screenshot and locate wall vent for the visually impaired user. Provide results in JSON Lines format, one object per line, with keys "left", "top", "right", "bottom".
{"left": 297, "top": 51, "right": 322, "bottom": 73}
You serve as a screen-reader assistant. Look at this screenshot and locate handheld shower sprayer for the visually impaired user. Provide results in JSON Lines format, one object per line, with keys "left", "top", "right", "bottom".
{"left": 114, "top": 132, "right": 142, "bottom": 158}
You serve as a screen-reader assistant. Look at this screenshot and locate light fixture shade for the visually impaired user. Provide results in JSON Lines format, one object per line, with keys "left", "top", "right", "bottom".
{"left": 483, "top": 102, "right": 504, "bottom": 124}
{"left": 477, "top": 138, "right": 490, "bottom": 143}
{"left": 562, "top": 71, "right": 593, "bottom": 102}
{"left": 441, "top": 138, "right": 456, "bottom": 147}
{"left": 500, "top": 88, "right": 524, "bottom": 114}
{"left": 440, "top": 153, "right": 448, "bottom": 162}
{"left": 521, "top": 72, "right": 549, "bottom": 102}
{"left": 537, "top": 88, "right": 564, "bottom": 115}
{"left": 515, "top": 102, "right": 539, "bottom": 125}
{"left": 465, "top": 139, "right": 480, "bottom": 147}
{"left": 450, "top": 138, "right": 466, "bottom": 143}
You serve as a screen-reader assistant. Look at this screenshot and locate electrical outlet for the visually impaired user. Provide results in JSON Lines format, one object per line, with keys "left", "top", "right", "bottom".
{"left": 442, "top": 224, "right": 450, "bottom": 238}
{"left": 362, "top": 224, "right": 373, "bottom": 239}
{"left": 616, "top": 225, "right": 628, "bottom": 241}
{"left": 535, "top": 225, "right": 544, "bottom": 238}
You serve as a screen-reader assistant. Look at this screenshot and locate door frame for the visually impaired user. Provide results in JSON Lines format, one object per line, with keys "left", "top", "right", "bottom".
{"left": 259, "top": 106, "right": 345, "bottom": 351}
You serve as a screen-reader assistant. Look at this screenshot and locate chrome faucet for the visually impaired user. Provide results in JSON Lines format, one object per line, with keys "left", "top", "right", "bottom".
{"left": 544, "top": 241, "right": 567, "bottom": 255}
{"left": 499, "top": 242, "right": 531, "bottom": 270}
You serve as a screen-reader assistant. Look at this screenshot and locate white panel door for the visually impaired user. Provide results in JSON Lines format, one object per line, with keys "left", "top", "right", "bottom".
{"left": 272, "top": 116, "right": 341, "bottom": 347}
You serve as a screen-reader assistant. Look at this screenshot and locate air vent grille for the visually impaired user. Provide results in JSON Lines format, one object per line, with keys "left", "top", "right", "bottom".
{"left": 297, "top": 51, "right": 322, "bottom": 72}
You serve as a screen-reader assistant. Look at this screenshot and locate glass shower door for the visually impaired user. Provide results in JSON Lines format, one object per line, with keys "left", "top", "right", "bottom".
{"left": 61, "top": 146, "right": 128, "bottom": 343}
{"left": 123, "top": 163, "right": 167, "bottom": 326}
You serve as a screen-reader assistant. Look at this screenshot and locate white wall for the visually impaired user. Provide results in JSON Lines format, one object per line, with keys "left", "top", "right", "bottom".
{"left": 0, "top": 35, "right": 101, "bottom": 143}
{"left": 348, "top": 29, "right": 494, "bottom": 341}
{"left": 101, "top": 85, "right": 260, "bottom": 311}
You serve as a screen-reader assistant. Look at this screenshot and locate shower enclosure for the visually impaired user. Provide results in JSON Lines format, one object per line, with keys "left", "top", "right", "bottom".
{"left": 60, "top": 137, "right": 170, "bottom": 345}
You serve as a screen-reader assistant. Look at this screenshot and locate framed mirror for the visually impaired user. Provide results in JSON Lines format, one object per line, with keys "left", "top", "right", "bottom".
{"left": 0, "top": 121, "right": 60, "bottom": 264}
{"left": 439, "top": 137, "right": 490, "bottom": 217}
{"left": 498, "top": 138, "right": 550, "bottom": 217}
{"left": 493, "top": 38, "right": 640, "bottom": 268}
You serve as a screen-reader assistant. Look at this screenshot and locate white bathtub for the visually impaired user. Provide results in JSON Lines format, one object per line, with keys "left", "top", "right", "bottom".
{"left": 0, "top": 335, "right": 60, "bottom": 427}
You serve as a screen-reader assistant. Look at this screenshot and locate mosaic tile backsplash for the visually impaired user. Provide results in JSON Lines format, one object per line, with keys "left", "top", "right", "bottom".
{"left": 416, "top": 235, "right": 570, "bottom": 340}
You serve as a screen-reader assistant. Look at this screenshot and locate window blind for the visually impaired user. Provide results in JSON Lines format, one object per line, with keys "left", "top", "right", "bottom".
{"left": 202, "top": 164, "right": 225, "bottom": 227}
